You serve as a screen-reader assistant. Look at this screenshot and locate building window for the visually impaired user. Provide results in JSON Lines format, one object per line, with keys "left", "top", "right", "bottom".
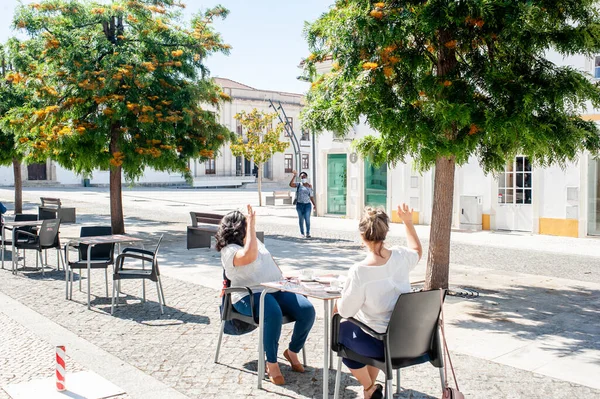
{"left": 596, "top": 56, "right": 600, "bottom": 78}
{"left": 205, "top": 158, "right": 216, "bottom": 175}
{"left": 236, "top": 120, "right": 243, "bottom": 136}
{"left": 301, "top": 129, "right": 310, "bottom": 141}
{"left": 498, "top": 156, "right": 532, "bottom": 204}
{"left": 302, "top": 154, "right": 309, "bottom": 170}
{"left": 284, "top": 154, "right": 293, "bottom": 173}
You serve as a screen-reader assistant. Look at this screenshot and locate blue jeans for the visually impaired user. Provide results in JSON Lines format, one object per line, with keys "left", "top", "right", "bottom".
{"left": 339, "top": 321, "right": 384, "bottom": 369}
{"left": 233, "top": 292, "right": 316, "bottom": 363}
{"left": 296, "top": 203, "right": 312, "bottom": 235}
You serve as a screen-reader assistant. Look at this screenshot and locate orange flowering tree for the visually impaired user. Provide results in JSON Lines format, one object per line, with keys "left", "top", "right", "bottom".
{"left": 303, "top": 0, "right": 600, "bottom": 289}
{"left": 0, "top": 43, "right": 34, "bottom": 214}
{"left": 6, "top": 0, "right": 232, "bottom": 233}
{"left": 230, "top": 109, "right": 289, "bottom": 206}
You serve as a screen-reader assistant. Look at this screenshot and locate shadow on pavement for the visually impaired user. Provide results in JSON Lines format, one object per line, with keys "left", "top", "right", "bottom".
{"left": 454, "top": 284, "right": 600, "bottom": 356}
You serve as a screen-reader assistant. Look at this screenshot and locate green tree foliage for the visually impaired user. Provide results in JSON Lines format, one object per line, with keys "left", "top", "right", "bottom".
{"left": 5, "top": 0, "right": 232, "bottom": 233}
{"left": 302, "top": 0, "right": 600, "bottom": 288}
{"left": 230, "top": 109, "right": 289, "bottom": 206}
{"left": 0, "top": 43, "right": 32, "bottom": 213}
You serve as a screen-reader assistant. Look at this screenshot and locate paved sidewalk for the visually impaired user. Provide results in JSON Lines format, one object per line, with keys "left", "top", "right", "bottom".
{"left": 0, "top": 187, "right": 599, "bottom": 398}
{"left": 1, "top": 244, "right": 599, "bottom": 398}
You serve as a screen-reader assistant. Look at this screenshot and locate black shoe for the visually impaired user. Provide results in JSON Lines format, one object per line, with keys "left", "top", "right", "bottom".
{"left": 306, "top": 234, "right": 311, "bottom": 238}
{"left": 372, "top": 384, "right": 383, "bottom": 399}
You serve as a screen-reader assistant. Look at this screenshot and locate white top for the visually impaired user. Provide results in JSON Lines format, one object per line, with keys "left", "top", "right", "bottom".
{"left": 221, "top": 242, "right": 283, "bottom": 304}
{"left": 337, "top": 247, "right": 419, "bottom": 334}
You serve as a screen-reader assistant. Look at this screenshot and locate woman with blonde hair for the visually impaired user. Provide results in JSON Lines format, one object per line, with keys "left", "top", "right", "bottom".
{"left": 334, "top": 204, "right": 422, "bottom": 399}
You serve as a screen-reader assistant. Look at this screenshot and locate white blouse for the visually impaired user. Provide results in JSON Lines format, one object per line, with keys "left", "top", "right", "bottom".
{"left": 221, "top": 242, "right": 283, "bottom": 304}
{"left": 337, "top": 247, "right": 419, "bottom": 333}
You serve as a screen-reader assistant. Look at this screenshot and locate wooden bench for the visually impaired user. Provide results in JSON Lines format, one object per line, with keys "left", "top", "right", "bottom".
{"left": 38, "top": 197, "right": 76, "bottom": 223}
{"left": 265, "top": 191, "right": 292, "bottom": 206}
{"left": 187, "top": 211, "right": 264, "bottom": 249}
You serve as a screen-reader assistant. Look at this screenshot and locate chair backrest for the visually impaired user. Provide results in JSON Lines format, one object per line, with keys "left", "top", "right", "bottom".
{"left": 40, "top": 197, "right": 61, "bottom": 209}
{"left": 14, "top": 214, "right": 39, "bottom": 234}
{"left": 15, "top": 214, "right": 38, "bottom": 222}
{"left": 79, "top": 226, "right": 113, "bottom": 261}
{"left": 386, "top": 289, "right": 445, "bottom": 361}
{"left": 38, "top": 218, "right": 61, "bottom": 248}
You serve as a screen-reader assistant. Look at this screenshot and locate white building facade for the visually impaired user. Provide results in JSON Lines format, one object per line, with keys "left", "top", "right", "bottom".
{"left": 314, "top": 56, "right": 600, "bottom": 238}
{"left": 0, "top": 78, "right": 311, "bottom": 189}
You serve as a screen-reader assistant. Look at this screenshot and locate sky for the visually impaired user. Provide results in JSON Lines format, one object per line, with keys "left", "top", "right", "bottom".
{"left": 0, "top": 0, "right": 333, "bottom": 94}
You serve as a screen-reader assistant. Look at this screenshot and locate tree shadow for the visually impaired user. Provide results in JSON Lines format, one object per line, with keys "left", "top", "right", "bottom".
{"left": 452, "top": 284, "right": 600, "bottom": 357}
{"left": 88, "top": 293, "right": 211, "bottom": 326}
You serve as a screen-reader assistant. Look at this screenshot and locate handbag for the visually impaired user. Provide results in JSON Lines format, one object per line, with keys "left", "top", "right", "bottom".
{"left": 292, "top": 183, "right": 300, "bottom": 205}
{"left": 440, "top": 289, "right": 465, "bottom": 399}
{"left": 219, "top": 272, "right": 257, "bottom": 336}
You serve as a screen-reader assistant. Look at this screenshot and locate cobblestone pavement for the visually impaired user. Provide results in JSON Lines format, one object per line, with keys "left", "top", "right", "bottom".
{"left": 0, "top": 188, "right": 599, "bottom": 398}
{"left": 0, "top": 255, "right": 598, "bottom": 398}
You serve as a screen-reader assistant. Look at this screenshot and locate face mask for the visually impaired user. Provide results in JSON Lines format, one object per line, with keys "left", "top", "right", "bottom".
{"left": 301, "top": 178, "right": 307, "bottom": 184}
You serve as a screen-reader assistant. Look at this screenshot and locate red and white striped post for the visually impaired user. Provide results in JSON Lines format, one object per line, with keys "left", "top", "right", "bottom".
{"left": 55, "top": 346, "right": 66, "bottom": 391}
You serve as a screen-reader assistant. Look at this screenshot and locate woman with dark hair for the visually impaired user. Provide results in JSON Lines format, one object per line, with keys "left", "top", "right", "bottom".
{"left": 215, "top": 205, "right": 316, "bottom": 385}
{"left": 289, "top": 170, "right": 316, "bottom": 238}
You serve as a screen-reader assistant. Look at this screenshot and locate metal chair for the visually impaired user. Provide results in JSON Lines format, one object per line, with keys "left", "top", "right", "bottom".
{"left": 332, "top": 289, "right": 447, "bottom": 399}
{"left": 10, "top": 214, "right": 38, "bottom": 264}
{"left": 14, "top": 218, "right": 63, "bottom": 275}
{"left": 111, "top": 235, "right": 165, "bottom": 315}
{"left": 66, "top": 226, "right": 115, "bottom": 299}
{"left": 214, "top": 281, "right": 307, "bottom": 387}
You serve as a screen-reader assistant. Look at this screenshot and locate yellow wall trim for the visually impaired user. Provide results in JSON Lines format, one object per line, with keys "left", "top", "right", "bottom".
{"left": 482, "top": 214, "right": 491, "bottom": 231}
{"left": 581, "top": 114, "right": 600, "bottom": 121}
{"left": 391, "top": 211, "right": 420, "bottom": 225}
{"left": 539, "top": 218, "right": 579, "bottom": 238}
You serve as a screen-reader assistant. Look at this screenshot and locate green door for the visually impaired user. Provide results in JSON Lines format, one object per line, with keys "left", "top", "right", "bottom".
{"left": 327, "top": 154, "right": 347, "bottom": 215}
{"left": 365, "top": 159, "right": 387, "bottom": 209}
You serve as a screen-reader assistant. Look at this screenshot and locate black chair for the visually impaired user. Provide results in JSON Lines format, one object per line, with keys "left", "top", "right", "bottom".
{"left": 331, "top": 289, "right": 447, "bottom": 399}
{"left": 66, "top": 226, "right": 115, "bottom": 299}
{"left": 214, "top": 282, "right": 307, "bottom": 387}
{"left": 14, "top": 218, "right": 62, "bottom": 276}
{"left": 111, "top": 235, "right": 165, "bottom": 315}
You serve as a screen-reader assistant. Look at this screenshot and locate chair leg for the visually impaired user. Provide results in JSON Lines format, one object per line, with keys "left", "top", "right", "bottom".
{"left": 38, "top": 251, "right": 44, "bottom": 276}
{"left": 439, "top": 367, "right": 446, "bottom": 392}
{"left": 70, "top": 267, "right": 74, "bottom": 299}
{"left": 302, "top": 347, "right": 307, "bottom": 366}
{"left": 158, "top": 276, "right": 166, "bottom": 306}
{"left": 214, "top": 321, "right": 225, "bottom": 363}
{"left": 111, "top": 278, "right": 116, "bottom": 315}
{"left": 385, "top": 377, "right": 394, "bottom": 399}
{"left": 104, "top": 268, "right": 109, "bottom": 297}
{"left": 333, "top": 356, "right": 342, "bottom": 399}
{"left": 156, "top": 281, "right": 164, "bottom": 314}
{"left": 396, "top": 368, "right": 401, "bottom": 394}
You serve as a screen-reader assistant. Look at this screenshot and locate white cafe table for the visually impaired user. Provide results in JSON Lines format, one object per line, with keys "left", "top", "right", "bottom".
{"left": 64, "top": 234, "right": 143, "bottom": 309}
{"left": 259, "top": 279, "right": 342, "bottom": 399}
{"left": 1, "top": 220, "right": 44, "bottom": 273}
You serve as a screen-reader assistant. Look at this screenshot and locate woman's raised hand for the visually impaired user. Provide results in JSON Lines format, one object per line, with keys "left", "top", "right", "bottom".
{"left": 397, "top": 203, "right": 414, "bottom": 225}
{"left": 246, "top": 204, "right": 256, "bottom": 229}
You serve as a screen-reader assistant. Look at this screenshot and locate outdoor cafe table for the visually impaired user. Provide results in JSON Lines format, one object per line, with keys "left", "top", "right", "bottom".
{"left": 1, "top": 220, "right": 44, "bottom": 274}
{"left": 259, "top": 279, "right": 342, "bottom": 398}
{"left": 64, "top": 234, "right": 143, "bottom": 309}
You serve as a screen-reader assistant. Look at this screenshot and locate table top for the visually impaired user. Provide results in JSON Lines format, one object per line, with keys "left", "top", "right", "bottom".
{"left": 67, "top": 234, "right": 144, "bottom": 246}
{"left": 261, "top": 280, "right": 342, "bottom": 300}
{"left": 2, "top": 220, "right": 44, "bottom": 228}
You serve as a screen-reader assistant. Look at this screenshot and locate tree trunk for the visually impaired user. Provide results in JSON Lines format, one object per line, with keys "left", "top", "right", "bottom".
{"left": 257, "top": 164, "right": 263, "bottom": 207}
{"left": 12, "top": 158, "right": 22, "bottom": 214}
{"left": 109, "top": 125, "right": 125, "bottom": 234}
{"left": 425, "top": 156, "right": 456, "bottom": 290}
